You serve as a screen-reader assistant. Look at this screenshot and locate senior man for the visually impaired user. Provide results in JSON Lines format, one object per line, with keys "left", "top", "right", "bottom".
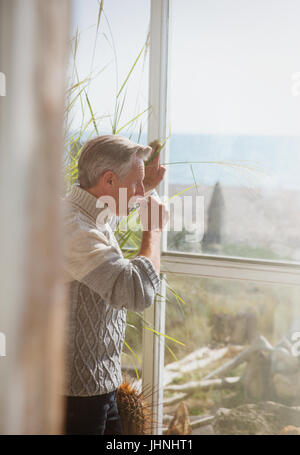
{"left": 63, "top": 135, "right": 168, "bottom": 435}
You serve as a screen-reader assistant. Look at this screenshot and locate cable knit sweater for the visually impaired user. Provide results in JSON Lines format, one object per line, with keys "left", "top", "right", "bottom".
{"left": 63, "top": 185, "right": 161, "bottom": 397}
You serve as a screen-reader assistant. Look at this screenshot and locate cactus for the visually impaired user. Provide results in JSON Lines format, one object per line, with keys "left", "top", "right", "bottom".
{"left": 116, "top": 379, "right": 154, "bottom": 435}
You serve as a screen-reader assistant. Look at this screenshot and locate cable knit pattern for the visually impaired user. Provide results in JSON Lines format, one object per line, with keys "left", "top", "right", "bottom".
{"left": 63, "top": 185, "right": 160, "bottom": 396}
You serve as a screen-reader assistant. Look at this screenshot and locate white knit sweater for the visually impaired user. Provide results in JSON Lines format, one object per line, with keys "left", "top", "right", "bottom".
{"left": 63, "top": 185, "right": 160, "bottom": 396}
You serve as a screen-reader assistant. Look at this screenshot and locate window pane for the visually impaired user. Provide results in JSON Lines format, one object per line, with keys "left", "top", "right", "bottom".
{"left": 163, "top": 273, "right": 300, "bottom": 435}
{"left": 69, "top": 0, "right": 150, "bottom": 143}
{"left": 69, "top": 0, "right": 149, "bottom": 377}
{"left": 167, "top": 0, "right": 300, "bottom": 261}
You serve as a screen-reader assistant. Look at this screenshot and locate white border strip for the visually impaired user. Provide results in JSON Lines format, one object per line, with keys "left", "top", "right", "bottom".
{"left": 162, "top": 252, "right": 300, "bottom": 285}
{"left": 142, "top": 0, "right": 170, "bottom": 435}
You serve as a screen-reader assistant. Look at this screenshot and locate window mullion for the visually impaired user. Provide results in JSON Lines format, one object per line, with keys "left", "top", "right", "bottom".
{"left": 142, "top": 0, "right": 170, "bottom": 436}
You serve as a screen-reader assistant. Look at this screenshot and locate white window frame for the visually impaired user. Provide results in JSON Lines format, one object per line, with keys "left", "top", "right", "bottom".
{"left": 143, "top": 0, "right": 300, "bottom": 435}
{"left": 161, "top": 252, "right": 300, "bottom": 285}
{"left": 142, "top": 0, "right": 170, "bottom": 436}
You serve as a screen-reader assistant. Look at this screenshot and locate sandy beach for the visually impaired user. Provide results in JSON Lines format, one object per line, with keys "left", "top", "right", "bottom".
{"left": 167, "top": 183, "right": 300, "bottom": 261}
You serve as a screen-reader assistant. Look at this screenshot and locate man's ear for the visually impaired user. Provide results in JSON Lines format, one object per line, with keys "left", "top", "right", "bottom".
{"left": 102, "top": 170, "right": 117, "bottom": 189}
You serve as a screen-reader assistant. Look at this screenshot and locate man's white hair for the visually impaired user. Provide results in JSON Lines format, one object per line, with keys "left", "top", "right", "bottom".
{"left": 78, "top": 135, "right": 152, "bottom": 189}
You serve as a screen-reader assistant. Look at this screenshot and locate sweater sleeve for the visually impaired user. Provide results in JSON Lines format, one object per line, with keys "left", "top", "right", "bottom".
{"left": 64, "top": 223, "right": 161, "bottom": 312}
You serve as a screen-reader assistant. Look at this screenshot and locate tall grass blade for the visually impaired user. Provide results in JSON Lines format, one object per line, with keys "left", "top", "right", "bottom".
{"left": 117, "top": 43, "right": 146, "bottom": 99}
{"left": 85, "top": 92, "right": 99, "bottom": 135}
{"left": 144, "top": 327, "right": 186, "bottom": 346}
{"left": 115, "top": 107, "right": 150, "bottom": 135}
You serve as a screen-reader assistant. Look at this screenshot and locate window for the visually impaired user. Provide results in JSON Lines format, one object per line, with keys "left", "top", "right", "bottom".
{"left": 147, "top": 0, "right": 300, "bottom": 436}
{"left": 69, "top": 0, "right": 300, "bottom": 436}
{"left": 163, "top": 274, "right": 300, "bottom": 434}
{"left": 166, "top": 0, "right": 300, "bottom": 261}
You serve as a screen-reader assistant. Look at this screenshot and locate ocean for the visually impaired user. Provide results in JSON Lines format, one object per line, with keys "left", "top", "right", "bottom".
{"left": 159, "top": 133, "right": 300, "bottom": 190}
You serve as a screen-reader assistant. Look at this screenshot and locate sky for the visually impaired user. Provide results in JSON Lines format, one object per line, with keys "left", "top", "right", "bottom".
{"left": 70, "top": 0, "right": 300, "bottom": 136}
{"left": 70, "top": 0, "right": 150, "bottom": 136}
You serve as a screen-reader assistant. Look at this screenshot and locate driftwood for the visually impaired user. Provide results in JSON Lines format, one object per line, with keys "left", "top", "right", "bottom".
{"left": 164, "top": 346, "right": 231, "bottom": 386}
{"left": 190, "top": 415, "right": 215, "bottom": 430}
{"left": 164, "top": 377, "right": 240, "bottom": 394}
{"left": 163, "top": 415, "right": 215, "bottom": 433}
{"left": 127, "top": 346, "right": 244, "bottom": 394}
{"left": 241, "top": 350, "right": 273, "bottom": 400}
{"left": 130, "top": 334, "right": 299, "bottom": 412}
{"left": 202, "top": 335, "right": 273, "bottom": 381}
{"left": 270, "top": 347, "right": 299, "bottom": 374}
{"left": 162, "top": 333, "right": 300, "bottom": 435}
{"left": 163, "top": 392, "right": 189, "bottom": 407}
{"left": 200, "top": 334, "right": 300, "bottom": 401}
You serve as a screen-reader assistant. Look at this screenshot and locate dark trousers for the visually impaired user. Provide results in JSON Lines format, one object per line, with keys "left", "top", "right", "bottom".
{"left": 64, "top": 390, "right": 123, "bottom": 435}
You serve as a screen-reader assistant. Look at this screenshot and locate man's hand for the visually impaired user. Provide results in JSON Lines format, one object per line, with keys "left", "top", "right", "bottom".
{"left": 137, "top": 195, "right": 169, "bottom": 232}
{"left": 143, "top": 140, "right": 166, "bottom": 194}
{"left": 137, "top": 195, "right": 169, "bottom": 274}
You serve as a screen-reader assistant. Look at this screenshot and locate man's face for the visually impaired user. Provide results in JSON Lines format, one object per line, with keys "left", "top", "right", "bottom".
{"left": 117, "top": 156, "right": 145, "bottom": 215}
